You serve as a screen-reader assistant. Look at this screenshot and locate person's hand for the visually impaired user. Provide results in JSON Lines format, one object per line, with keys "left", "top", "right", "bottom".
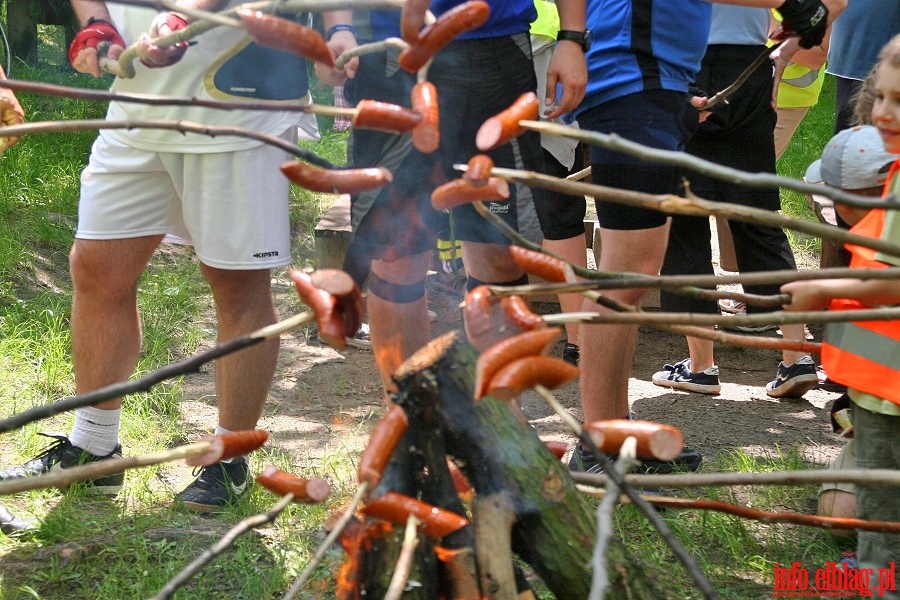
{"left": 68, "top": 18, "right": 126, "bottom": 77}
{"left": 780, "top": 280, "right": 834, "bottom": 312}
{"left": 689, "top": 95, "right": 712, "bottom": 123}
{"left": 0, "top": 87, "right": 25, "bottom": 153}
{"left": 774, "top": 0, "right": 843, "bottom": 49}
{"left": 315, "top": 29, "right": 359, "bottom": 86}
{"left": 136, "top": 12, "right": 190, "bottom": 68}
{"left": 544, "top": 40, "right": 586, "bottom": 119}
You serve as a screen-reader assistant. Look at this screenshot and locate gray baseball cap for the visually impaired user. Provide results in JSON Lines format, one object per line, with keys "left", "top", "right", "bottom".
{"left": 805, "top": 125, "right": 895, "bottom": 190}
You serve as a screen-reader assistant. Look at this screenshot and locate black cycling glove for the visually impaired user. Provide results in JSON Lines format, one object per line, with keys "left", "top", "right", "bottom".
{"left": 777, "top": 0, "right": 828, "bottom": 49}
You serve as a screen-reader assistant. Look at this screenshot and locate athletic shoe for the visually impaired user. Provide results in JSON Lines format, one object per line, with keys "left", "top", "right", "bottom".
{"left": 0, "top": 433, "right": 123, "bottom": 495}
{"left": 765, "top": 356, "right": 819, "bottom": 398}
{"left": 717, "top": 298, "right": 747, "bottom": 314}
{"left": 568, "top": 444, "right": 703, "bottom": 475}
{"left": 346, "top": 322, "right": 371, "bottom": 349}
{"left": 722, "top": 321, "right": 778, "bottom": 333}
{"left": 562, "top": 342, "right": 580, "bottom": 366}
{"left": 817, "top": 365, "right": 847, "bottom": 393}
{"left": 651, "top": 359, "right": 721, "bottom": 395}
{"left": 176, "top": 458, "right": 251, "bottom": 513}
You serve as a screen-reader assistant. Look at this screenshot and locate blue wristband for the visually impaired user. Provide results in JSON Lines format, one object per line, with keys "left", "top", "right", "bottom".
{"left": 327, "top": 24, "right": 358, "bottom": 40}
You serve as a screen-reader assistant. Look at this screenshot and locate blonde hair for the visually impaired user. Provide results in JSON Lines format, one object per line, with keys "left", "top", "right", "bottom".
{"left": 852, "top": 66, "right": 876, "bottom": 126}
{"left": 878, "top": 33, "right": 900, "bottom": 66}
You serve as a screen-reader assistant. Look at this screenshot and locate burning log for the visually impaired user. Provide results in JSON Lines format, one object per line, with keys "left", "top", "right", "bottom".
{"left": 373, "top": 330, "right": 660, "bottom": 599}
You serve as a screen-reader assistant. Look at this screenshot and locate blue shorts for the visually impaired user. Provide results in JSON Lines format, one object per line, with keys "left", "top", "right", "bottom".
{"left": 579, "top": 90, "right": 697, "bottom": 230}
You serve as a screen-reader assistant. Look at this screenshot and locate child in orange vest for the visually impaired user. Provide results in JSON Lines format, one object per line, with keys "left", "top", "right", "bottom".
{"left": 781, "top": 34, "right": 900, "bottom": 590}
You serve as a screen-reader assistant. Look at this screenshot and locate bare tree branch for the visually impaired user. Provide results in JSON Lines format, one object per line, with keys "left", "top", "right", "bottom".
{"left": 519, "top": 121, "right": 899, "bottom": 210}
{"left": 282, "top": 483, "right": 369, "bottom": 600}
{"left": 0, "top": 119, "right": 335, "bottom": 167}
{"left": 0, "top": 311, "right": 313, "bottom": 434}
{"left": 384, "top": 515, "right": 421, "bottom": 600}
{"left": 151, "top": 494, "right": 296, "bottom": 600}
{"left": 569, "top": 468, "right": 900, "bottom": 489}
{"left": 577, "top": 486, "right": 900, "bottom": 534}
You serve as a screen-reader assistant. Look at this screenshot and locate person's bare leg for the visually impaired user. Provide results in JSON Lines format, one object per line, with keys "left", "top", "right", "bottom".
{"left": 367, "top": 252, "right": 432, "bottom": 392}
{"left": 201, "top": 265, "right": 278, "bottom": 431}
{"left": 779, "top": 323, "right": 809, "bottom": 365}
{"left": 686, "top": 334, "right": 715, "bottom": 372}
{"left": 580, "top": 224, "right": 669, "bottom": 422}
{"left": 543, "top": 235, "right": 587, "bottom": 346}
{"left": 818, "top": 490, "right": 858, "bottom": 538}
{"left": 461, "top": 241, "right": 523, "bottom": 284}
{"left": 70, "top": 236, "right": 164, "bottom": 408}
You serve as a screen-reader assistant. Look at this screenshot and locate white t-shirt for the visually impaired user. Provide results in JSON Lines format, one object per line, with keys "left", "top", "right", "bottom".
{"left": 105, "top": 4, "right": 319, "bottom": 153}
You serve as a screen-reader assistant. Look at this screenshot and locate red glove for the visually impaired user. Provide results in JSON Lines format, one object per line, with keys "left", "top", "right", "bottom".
{"left": 138, "top": 12, "right": 190, "bottom": 68}
{"left": 67, "top": 18, "right": 126, "bottom": 68}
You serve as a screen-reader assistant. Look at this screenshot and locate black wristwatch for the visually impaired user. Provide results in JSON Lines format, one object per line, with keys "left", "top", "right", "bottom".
{"left": 556, "top": 29, "right": 591, "bottom": 52}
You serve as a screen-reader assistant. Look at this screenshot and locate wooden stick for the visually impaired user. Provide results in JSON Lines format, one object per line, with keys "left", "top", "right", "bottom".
{"left": 576, "top": 486, "right": 900, "bottom": 534}
{"left": 697, "top": 42, "right": 782, "bottom": 110}
{"left": 472, "top": 203, "right": 820, "bottom": 353}
{"left": 489, "top": 165, "right": 900, "bottom": 259}
{"left": 473, "top": 492, "right": 518, "bottom": 600}
{"left": 384, "top": 514, "right": 420, "bottom": 600}
{"left": 282, "top": 483, "right": 369, "bottom": 600}
{"left": 0, "top": 441, "right": 217, "bottom": 496}
{"left": 518, "top": 121, "right": 899, "bottom": 211}
{"left": 104, "top": 0, "right": 407, "bottom": 77}
{"left": 0, "top": 119, "right": 334, "bottom": 167}
{"left": 591, "top": 436, "right": 638, "bottom": 600}
{"left": 335, "top": 38, "right": 408, "bottom": 70}
{"left": 569, "top": 468, "right": 900, "bottom": 489}
{"left": 0, "top": 311, "right": 314, "bottom": 434}
{"left": 487, "top": 269, "right": 900, "bottom": 297}
{"left": 533, "top": 386, "right": 720, "bottom": 600}
{"left": 151, "top": 494, "right": 295, "bottom": 600}
{"left": 2, "top": 78, "right": 370, "bottom": 121}
{"left": 542, "top": 306, "right": 900, "bottom": 328}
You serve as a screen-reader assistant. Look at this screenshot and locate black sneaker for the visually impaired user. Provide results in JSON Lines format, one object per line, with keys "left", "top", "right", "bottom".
{"left": 176, "top": 458, "right": 251, "bottom": 513}
{"left": 651, "top": 358, "right": 721, "bottom": 395}
{"left": 766, "top": 356, "right": 818, "bottom": 399}
{"left": 0, "top": 433, "right": 123, "bottom": 495}
{"left": 568, "top": 444, "right": 703, "bottom": 475}
{"left": 563, "top": 343, "right": 580, "bottom": 366}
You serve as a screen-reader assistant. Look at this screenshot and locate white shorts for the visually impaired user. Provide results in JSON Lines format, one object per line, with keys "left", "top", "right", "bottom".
{"left": 77, "top": 130, "right": 297, "bottom": 269}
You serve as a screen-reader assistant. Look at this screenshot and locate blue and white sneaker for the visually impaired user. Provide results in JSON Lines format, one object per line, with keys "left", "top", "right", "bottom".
{"left": 651, "top": 359, "right": 721, "bottom": 395}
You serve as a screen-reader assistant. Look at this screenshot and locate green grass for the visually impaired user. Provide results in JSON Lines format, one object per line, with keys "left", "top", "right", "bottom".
{"left": 0, "top": 50, "right": 849, "bottom": 598}
{"left": 777, "top": 75, "right": 837, "bottom": 254}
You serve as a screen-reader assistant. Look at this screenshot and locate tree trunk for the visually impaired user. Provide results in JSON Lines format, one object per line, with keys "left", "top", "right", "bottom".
{"left": 388, "top": 331, "right": 660, "bottom": 599}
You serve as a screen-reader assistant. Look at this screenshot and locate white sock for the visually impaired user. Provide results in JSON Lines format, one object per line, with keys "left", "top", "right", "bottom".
{"left": 70, "top": 407, "right": 121, "bottom": 456}
{"left": 214, "top": 425, "right": 238, "bottom": 463}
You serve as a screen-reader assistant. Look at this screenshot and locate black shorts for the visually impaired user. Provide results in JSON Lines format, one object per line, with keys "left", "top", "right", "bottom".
{"left": 533, "top": 146, "right": 588, "bottom": 240}
{"left": 579, "top": 90, "right": 697, "bottom": 230}
{"left": 344, "top": 34, "right": 544, "bottom": 266}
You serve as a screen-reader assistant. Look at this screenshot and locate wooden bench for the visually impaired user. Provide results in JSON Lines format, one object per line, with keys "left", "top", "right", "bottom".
{"left": 807, "top": 192, "right": 851, "bottom": 269}
{"left": 3, "top": 0, "right": 77, "bottom": 65}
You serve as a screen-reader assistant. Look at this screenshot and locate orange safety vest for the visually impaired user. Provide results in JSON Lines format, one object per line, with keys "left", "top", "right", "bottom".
{"left": 821, "top": 188, "right": 900, "bottom": 405}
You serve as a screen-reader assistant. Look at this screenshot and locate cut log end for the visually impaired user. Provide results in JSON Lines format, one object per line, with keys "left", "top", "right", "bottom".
{"left": 394, "top": 331, "right": 461, "bottom": 380}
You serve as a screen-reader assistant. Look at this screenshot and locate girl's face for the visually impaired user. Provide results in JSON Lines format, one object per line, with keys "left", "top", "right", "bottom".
{"left": 873, "top": 61, "right": 900, "bottom": 154}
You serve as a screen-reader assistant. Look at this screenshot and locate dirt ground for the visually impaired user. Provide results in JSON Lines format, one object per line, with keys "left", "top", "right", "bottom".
{"left": 174, "top": 262, "right": 845, "bottom": 479}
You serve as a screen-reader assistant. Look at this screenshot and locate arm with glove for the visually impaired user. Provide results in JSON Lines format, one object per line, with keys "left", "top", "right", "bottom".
{"left": 68, "top": 0, "right": 231, "bottom": 76}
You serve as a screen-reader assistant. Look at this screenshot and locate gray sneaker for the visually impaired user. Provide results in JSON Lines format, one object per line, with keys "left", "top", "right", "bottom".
{"left": 0, "top": 433, "right": 123, "bottom": 495}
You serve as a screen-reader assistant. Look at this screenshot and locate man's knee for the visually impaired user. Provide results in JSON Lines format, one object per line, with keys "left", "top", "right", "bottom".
{"left": 368, "top": 272, "right": 426, "bottom": 303}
